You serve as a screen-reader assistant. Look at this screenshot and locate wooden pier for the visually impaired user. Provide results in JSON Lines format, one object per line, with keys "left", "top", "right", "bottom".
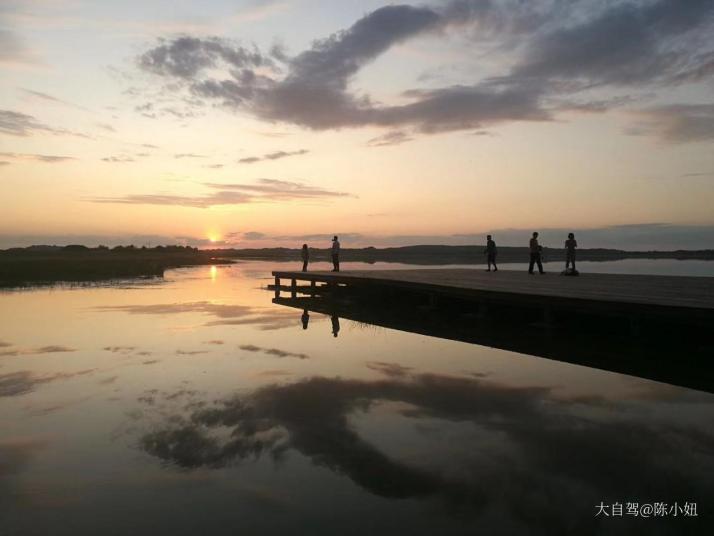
{"left": 272, "top": 269, "right": 714, "bottom": 323}
{"left": 270, "top": 269, "right": 714, "bottom": 392}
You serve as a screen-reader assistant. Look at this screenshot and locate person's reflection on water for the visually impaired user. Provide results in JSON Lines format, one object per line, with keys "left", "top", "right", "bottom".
{"left": 331, "top": 315, "right": 340, "bottom": 337}
{"left": 301, "top": 309, "right": 310, "bottom": 330}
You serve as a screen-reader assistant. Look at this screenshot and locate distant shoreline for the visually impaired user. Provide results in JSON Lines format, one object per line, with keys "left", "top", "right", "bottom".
{"left": 1, "top": 244, "right": 712, "bottom": 287}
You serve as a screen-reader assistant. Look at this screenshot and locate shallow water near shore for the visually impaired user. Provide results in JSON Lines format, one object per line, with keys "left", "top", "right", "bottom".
{"left": 1, "top": 259, "right": 713, "bottom": 535}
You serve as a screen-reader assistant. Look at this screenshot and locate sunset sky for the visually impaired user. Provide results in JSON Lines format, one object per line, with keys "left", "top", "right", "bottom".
{"left": 1, "top": 0, "right": 713, "bottom": 250}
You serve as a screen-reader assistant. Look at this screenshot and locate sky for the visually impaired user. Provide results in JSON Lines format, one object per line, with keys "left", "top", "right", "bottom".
{"left": 1, "top": 0, "right": 713, "bottom": 250}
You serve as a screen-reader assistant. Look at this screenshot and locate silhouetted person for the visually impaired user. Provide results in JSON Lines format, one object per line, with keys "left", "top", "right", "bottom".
{"left": 331, "top": 235, "right": 340, "bottom": 272}
{"left": 529, "top": 232, "right": 545, "bottom": 274}
{"left": 484, "top": 234, "right": 498, "bottom": 271}
{"left": 331, "top": 314, "right": 340, "bottom": 337}
{"left": 301, "top": 243, "right": 309, "bottom": 272}
{"left": 565, "top": 233, "right": 577, "bottom": 271}
{"left": 301, "top": 309, "right": 310, "bottom": 330}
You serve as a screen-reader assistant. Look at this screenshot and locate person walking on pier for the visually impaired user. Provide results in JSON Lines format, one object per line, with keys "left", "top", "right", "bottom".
{"left": 484, "top": 235, "right": 498, "bottom": 272}
{"left": 301, "top": 244, "right": 309, "bottom": 272}
{"left": 529, "top": 232, "right": 545, "bottom": 274}
{"left": 565, "top": 233, "right": 577, "bottom": 272}
{"left": 331, "top": 236, "right": 340, "bottom": 272}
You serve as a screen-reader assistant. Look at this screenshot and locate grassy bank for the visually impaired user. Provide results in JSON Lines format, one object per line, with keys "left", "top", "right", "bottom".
{"left": 0, "top": 246, "right": 233, "bottom": 287}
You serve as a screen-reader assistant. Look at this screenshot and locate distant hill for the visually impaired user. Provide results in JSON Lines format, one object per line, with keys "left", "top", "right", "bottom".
{"left": 203, "top": 245, "right": 714, "bottom": 264}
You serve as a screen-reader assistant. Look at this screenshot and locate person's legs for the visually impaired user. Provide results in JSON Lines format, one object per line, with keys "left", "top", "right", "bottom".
{"left": 302, "top": 261, "right": 308, "bottom": 272}
{"left": 332, "top": 254, "right": 337, "bottom": 271}
{"left": 537, "top": 254, "right": 544, "bottom": 274}
{"left": 529, "top": 254, "right": 536, "bottom": 274}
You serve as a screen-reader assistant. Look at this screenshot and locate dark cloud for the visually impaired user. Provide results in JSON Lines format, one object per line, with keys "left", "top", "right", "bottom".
{"left": 89, "top": 179, "right": 353, "bottom": 208}
{"left": 0, "top": 161, "right": 9, "bottom": 166}
{"left": 136, "top": 372, "right": 714, "bottom": 530}
{"left": 0, "top": 152, "right": 75, "bottom": 163}
{"left": 138, "top": 36, "right": 271, "bottom": 79}
{"left": 238, "top": 149, "right": 308, "bottom": 164}
{"left": 511, "top": 0, "right": 714, "bottom": 87}
{"left": 629, "top": 104, "right": 714, "bottom": 143}
{"left": 135, "top": 1, "right": 714, "bottom": 142}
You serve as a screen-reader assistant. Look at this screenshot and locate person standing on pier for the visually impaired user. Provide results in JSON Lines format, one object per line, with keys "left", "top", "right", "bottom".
{"left": 331, "top": 236, "right": 340, "bottom": 272}
{"left": 565, "top": 233, "right": 577, "bottom": 271}
{"left": 529, "top": 232, "right": 545, "bottom": 274}
{"left": 484, "top": 235, "right": 498, "bottom": 272}
{"left": 301, "top": 244, "right": 309, "bottom": 272}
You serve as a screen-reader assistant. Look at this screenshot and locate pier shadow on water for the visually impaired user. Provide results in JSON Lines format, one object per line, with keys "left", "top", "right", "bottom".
{"left": 272, "top": 287, "right": 714, "bottom": 395}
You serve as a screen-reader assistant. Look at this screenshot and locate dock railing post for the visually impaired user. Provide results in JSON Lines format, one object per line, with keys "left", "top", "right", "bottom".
{"left": 274, "top": 276, "right": 280, "bottom": 298}
{"left": 291, "top": 278, "right": 297, "bottom": 298}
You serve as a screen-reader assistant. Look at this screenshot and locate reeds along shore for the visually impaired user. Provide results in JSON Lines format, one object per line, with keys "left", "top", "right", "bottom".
{"left": 0, "top": 246, "right": 231, "bottom": 287}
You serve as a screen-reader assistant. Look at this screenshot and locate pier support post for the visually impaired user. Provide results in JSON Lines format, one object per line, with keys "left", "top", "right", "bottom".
{"left": 274, "top": 277, "right": 280, "bottom": 298}
{"left": 542, "top": 305, "right": 553, "bottom": 336}
{"left": 291, "top": 278, "right": 297, "bottom": 298}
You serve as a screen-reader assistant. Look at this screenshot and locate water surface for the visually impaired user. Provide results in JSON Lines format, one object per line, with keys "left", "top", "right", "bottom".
{"left": 1, "top": 260, "right": 712, "bottom": 535}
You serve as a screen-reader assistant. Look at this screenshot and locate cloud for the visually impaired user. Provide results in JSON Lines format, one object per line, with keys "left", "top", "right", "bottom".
{"left": 135, "top": 371, "right": 714, "bottom": 529}
{"left": 365, "top": 361, "right": 412, "bottom": 377}
{"left": 1, "top": 345, "right": 76, "bottom": 357}
{"left": 510, "top": 0, "right": 714, "bottom": 87}
{"left": 89, "top": 179, "right": 353, "bottom": 208}
{"left": 241, "top": 231, "right": 266, "bottom": 240}
{"left": 19, "top": 88, "right": 90, "bottom": 111}
{"left": 239, "top": 344, "right": 309, "bottom": 360}
{"left": 0, "top": 152, "right": 75, "bottom": 163}
{"left": 628, "top": 104, "right": 714, "bottom": 143}
{"left": 138, "top": 36, "right": 272, "bottom": 79}
{"left": 0, "top": 369, "right": 94, "bottom": 398}
{"left": 174, "top": 153, "right": 207, "bottom": 159}
{"left": 238, "top": 149, "right": 308, "bottom": 164}
{"left": 134, "top": 1, "right": 714, "bottom": 142}
{"left": 366, "top": 131, "right": 413, "bottom": 147}
{"left": 101, "top": 155, "right": 135, "bottom": 163}
{"left": 0, "top": 110, "right": 89, "bottom": 138}
{"left": 93, "top": 301, "right": 300, "bottom": 331}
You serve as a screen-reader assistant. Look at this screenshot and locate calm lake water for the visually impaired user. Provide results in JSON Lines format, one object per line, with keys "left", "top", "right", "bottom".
{"left": 1, "top": 259, "right": 713, "bottom": 535}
